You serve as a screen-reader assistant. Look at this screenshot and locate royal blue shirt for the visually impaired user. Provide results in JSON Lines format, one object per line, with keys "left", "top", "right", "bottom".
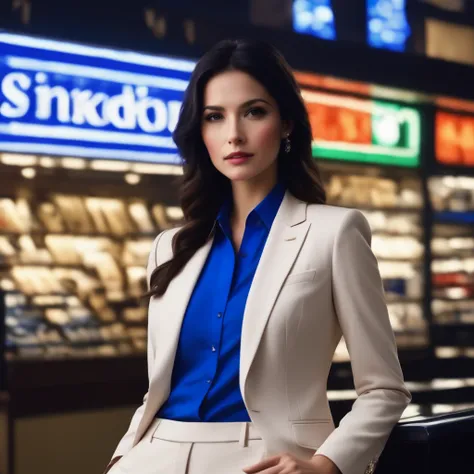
{"left": 157, "top": 183, "right": 286, "bottom": 422}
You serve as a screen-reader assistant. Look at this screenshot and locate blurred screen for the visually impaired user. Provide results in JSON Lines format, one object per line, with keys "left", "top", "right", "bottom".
{"left": 436, "top": 111, "right": 474, "bottom": 166}
{"left": 292, "top": 0, "right": 336, "bottom": 40}
{"left": 367, "top": 0, "right": 411, "bottom": 52}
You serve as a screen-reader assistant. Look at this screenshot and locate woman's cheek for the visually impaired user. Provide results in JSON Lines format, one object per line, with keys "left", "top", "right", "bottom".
{"left": 202, "top": 128, "right": 221, "bottom": 163}
{"left": 253, "top": 121, "right": 282, "bottom": 151}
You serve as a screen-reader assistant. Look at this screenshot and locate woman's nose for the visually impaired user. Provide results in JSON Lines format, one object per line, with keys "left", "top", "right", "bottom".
{"left": 227, "top": 119, "right": 246, "bottom": 145}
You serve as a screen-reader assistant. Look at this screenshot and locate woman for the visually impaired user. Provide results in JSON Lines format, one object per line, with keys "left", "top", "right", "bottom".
{"left": 105, "top": 39, "right": 411, "bottom": 474}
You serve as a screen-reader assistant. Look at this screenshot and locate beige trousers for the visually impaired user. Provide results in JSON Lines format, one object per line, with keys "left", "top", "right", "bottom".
{"left": 110, "top": 419, "right": 266, "bottom": 474}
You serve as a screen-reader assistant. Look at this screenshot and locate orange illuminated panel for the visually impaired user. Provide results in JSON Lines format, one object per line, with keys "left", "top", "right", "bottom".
{"left": 436, "top": 111, "right": 474, "bottom": 166}
{"left": 306, "top": 101, "right": 372, "bottom": 145}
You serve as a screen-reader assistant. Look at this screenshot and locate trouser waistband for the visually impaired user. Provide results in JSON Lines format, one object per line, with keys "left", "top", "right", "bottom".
{"left": 152, "top": 419, "right": 262, "bottom": 447}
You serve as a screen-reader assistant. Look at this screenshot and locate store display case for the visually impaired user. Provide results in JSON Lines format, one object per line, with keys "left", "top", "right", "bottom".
{"left": 0, "top": 156, "right": 184, "bottom": 474}
{"left": 322, "top": 162, "right": 428, "bottom": 353}
{"left": 0, "top": 160, "right": 183, "bottom": 362}
{"left": 429, "top": 109, "right": 474, "bottom": 370}
{"left": 299, "top": 87, "right": 429, "bottom": 368}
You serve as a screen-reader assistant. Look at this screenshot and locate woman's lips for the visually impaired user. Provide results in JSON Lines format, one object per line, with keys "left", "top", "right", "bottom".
{"left": 227, "top": 156, "right": 252, "bottom": 165}
{"left": 224, "top": 152, "right": 254, "bottom": 164}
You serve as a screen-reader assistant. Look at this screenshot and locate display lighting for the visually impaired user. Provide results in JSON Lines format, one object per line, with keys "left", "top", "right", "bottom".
{"left": 327, "top": 390, "right": 357, "bottom": 401}
{"left": 90, "top": 160, "right": 131, "bottom": 172}
{"left": 38, "top": 156, "right": 56, "bottom": 168}
{"left": 457, "top": 177, "right": 474, "bottom": 189}
{"left": 1, "top": 279, "right": 15, "bottom": 291}
{"left": 444, "top": 287, "right": 469, "bottom": 300}
{"left": 449, "top": 238, "right": 474, "bottom": 250}
{"left": 21, "top": 167, "right": 36, "bottom": 179}
{"left": 432, "top": 378, "right": 474, "bottom": 390}
{"left": 124, "top": 173, "right": 141, "bottom": 185}
{"left": 292, "top": 0, "right": 336, "bottom": 40}
{"left": 367, "top": 0, "right": 411, "bottom": 52}
{"left": 131, "top": 163, "right": 183, "bottom": 175}
{"left": 441, "top": 176, "right": 458, "bottom": 189}
{"left": 166, "top": 207, "right": 184, "bottom": 220}
{"left": 61, "top": 157, "right": 87, "bottom": 169}
{"left": 302, "top": 90, "right": 421, "bottom": 167}
{"left": 440, "top": 175, "right": 474, "bottom": 190}
{"left": 432, "top": 403, "right": 474, "bottom": 414}
{"left": 1, "top": 153, "right": 37, "bottom": 166}
{"left": 435, "top": 347, "right": 460, "bottom": 359}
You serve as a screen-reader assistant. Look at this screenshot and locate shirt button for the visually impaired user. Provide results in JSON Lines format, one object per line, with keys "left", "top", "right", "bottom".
{"left": 207, "top": 380, "right": 212, "bottom": 384}
{"left": 217, "top": 312, "right": 222, "bottom": 318}
{"left": 211, "top": 345, "right": 216, "bottom": 352}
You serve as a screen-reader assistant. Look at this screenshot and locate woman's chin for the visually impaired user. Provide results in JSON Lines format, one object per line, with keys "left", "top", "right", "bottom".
{"left": 222, "top": 162, "right": 276, "bottom": 183}
{"left": 223, "top": 168, "right": 260, "bottom": 182}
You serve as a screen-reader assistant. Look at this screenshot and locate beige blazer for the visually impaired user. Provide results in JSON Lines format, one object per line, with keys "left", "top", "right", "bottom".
{"left": 112, "top": 192, "right": 411, "bottom": 474}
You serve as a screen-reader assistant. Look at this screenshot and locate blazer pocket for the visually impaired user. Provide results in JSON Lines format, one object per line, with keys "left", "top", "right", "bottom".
{"left": 291, "top": 421, "right": 333, "bottom": 450}
{"left": 284, "top": 270, "right": 317, "bottom": 286}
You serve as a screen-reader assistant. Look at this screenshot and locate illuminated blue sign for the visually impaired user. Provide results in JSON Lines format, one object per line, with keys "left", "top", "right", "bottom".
{"left": 367, "top": 0, "right": 411, "bottom": 52}
{"left": 293, "top": 0, "right": 336, "bottom": 40}
{"left": 0, "top": 33, "right": 196, "bottom": 163}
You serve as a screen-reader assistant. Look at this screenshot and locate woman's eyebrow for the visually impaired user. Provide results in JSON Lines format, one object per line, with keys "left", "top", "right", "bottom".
{"left": 203, "top": 98, "right": 273, "bottom": 112}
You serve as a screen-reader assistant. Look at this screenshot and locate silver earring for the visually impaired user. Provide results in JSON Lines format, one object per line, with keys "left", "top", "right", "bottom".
{"left": 284, "top": 137, "right": 291, "bottom": 154}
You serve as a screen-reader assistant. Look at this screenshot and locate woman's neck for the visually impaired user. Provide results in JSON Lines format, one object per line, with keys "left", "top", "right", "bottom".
{"left": 230, "top": 176, "right": 277, "bottom": 227}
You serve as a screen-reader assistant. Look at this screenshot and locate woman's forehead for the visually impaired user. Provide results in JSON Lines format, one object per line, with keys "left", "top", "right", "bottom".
{"left": 203, "top": 70, "right": 274, "bottom": 106}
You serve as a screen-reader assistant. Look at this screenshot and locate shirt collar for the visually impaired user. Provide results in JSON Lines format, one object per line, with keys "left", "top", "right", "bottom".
{"left": 216, "top": 181, "right": 286, "bottom": 232}
{"left": 253, "top": 181, "right": 286, "bottom": 229}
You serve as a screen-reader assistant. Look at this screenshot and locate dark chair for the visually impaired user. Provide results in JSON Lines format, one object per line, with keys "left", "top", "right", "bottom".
{"left": 375, "top": 409, "right": 474, "bottom": 474}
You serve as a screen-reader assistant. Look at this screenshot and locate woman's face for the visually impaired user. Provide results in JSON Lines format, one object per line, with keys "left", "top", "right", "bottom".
{"left": 201, "top": 70, "right": 290, "bottom": 186}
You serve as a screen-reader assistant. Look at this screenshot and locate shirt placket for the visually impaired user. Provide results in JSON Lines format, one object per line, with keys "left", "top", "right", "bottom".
{"left": 201, "top": 236, "right": 235, "bottom": 400}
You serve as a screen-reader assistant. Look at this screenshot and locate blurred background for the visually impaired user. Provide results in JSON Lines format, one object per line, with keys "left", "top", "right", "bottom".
{"left": 1, "top": 1, "right": 474, "bottom": 473}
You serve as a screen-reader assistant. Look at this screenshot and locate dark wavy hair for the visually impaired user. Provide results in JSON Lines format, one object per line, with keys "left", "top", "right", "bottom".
{"left": 149, "top": 39, "right": 326, "bottom": 297}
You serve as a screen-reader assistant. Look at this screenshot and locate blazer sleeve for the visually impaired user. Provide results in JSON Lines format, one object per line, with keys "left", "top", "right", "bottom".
{"left": 111, "top": 230, "right": 167, "bottom": 459}
{"left": 316, "top": 210, "right": 411, "bottom": 474}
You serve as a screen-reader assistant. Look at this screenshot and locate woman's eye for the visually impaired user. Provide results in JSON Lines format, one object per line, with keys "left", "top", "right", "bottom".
{"left": 246, "top": 107, "right": 267, "bottom": 118}
{"left": 204, "top": 113, "right": 223, "bottom": 122}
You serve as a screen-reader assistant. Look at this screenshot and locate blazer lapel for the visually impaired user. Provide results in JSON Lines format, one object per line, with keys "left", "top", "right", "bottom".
{"left": 134, "top": 236, "right": 213, "bottom": 444}
{"left": 240, "top": 192, "right": 310, "bottom": 396}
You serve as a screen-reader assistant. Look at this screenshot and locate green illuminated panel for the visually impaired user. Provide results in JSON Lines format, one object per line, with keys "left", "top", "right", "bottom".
{"left": 312, "top": 102, "right": 421, "bottom": 168}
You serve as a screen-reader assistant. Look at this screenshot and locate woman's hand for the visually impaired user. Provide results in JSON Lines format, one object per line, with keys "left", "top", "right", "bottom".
{"left": 243, "top": 453, "right": 341, "bottom": 474}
